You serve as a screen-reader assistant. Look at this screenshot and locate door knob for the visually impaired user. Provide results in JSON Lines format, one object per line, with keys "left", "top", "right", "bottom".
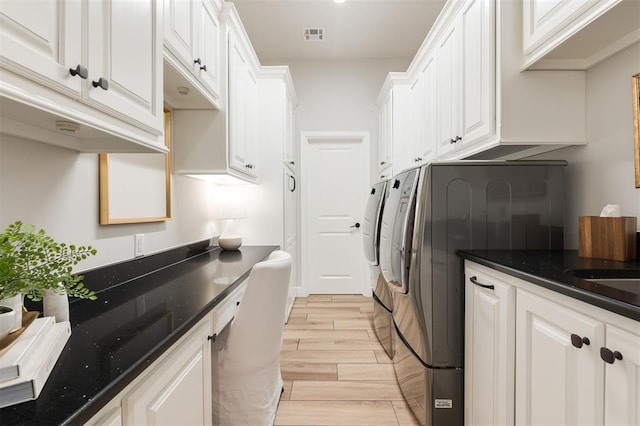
{"left": 350, "top": 223, "right": 361, "bottom": 229}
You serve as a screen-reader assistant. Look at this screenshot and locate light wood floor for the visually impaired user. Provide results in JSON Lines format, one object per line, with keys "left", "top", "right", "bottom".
{"left": 274, "top": 294, "right": 420, "bottom": 426}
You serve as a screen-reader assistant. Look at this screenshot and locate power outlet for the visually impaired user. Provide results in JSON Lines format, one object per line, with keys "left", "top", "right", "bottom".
{"left": 134, "top": 234, "right": 144, "bottom": 257}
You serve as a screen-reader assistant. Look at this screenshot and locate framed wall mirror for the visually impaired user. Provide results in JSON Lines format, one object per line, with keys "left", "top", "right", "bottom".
{"left": 99, "top": 110, "right": 172, "bottom": 224}
{"left": 633, "top": 73, "right": 640, "bottom": 188}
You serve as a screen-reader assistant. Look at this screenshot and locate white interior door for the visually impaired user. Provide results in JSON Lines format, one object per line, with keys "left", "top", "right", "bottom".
{"left": 301, "top": 132, "right": 370, "bottom": 295}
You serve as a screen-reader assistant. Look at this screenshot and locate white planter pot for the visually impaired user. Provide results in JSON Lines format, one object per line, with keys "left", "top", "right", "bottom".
{"left": 0, "top": 306, "right": 16, "bottom": 341}
{"left": 43, "top": 289, "right": 69, "bottom": 323}
{"left": 0, "top": 293, "right": 23, "bottom": 333}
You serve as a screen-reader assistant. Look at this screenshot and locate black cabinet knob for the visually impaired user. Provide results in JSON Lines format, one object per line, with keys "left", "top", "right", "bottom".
{"left": 350, "top": 223, "right": 361, "bottom": 229}
{"left": 570, "top": 333, "right": 590, "bottom": 349}
{"left": 600, "top": 347, "right": 623, "bottom": 364}
{"left": 450, "top": 138, "right": 456, "bottom": 144}
{"left": 380, "top": 161, "right": 386, "bottom": 165}
{"left": 455, "top": 136, "right": 462, "bottom": 142}
{"left": 92, "top": 77, "right": 109, "bottom": 90}
{"left": 69, "top": 64, "right": 88, "bottom": 79}
{"left": 414, "top": 157, "right": 422, "bottom": 163}
{"left": 194, "top": 58, "right": 202, "bottom": 65}
{"left": 200, "top": 64, "right": 207, "bottom": 72}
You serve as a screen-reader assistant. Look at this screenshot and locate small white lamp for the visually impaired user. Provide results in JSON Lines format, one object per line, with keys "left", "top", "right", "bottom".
{"left": 213, "top": 197, "right": 248, "bottom": 251}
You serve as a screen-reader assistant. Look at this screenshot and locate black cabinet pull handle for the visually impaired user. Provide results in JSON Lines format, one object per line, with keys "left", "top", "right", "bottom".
{"left": 289, "top": 161, "right": 295, "bottom": 165}
{"left": 92, "top": 77, "right": 109, "bottom": 90}
{"left": 200, "top": 64, "right": 207, "bottom": 72}
{"left": 393, "top": 179, "right": 400, "bottom": 189}
{"left": 570, "top": 333, "right": 590, "bottom": 349}
{"left": 289, "top": 175, "right": 296, "bottom": 192}
{"left": 350, "top": 223, "right": 361, "bottom": 229}
{"left": 470, "top": 276, "right": 494, "bottom": 290}
{"left": 207, "top": 333, "right": 217, "bottom": 342}
{"left": 380, "top": 161, "right": 386, "bottom": 165}
{"left": 69, "top": 64, "right": 88, "bottom": 79}
{"left": 450, "top": 138, "right": 456, "bottom": 144}
{"left": 455, "top": 136, "right": 462, "bottom": 142}
{"left": 194, "top": 58, "right": 202, "bottom": 65}
{"left": 600, "top": 347, "right": 623, "bottom": 364}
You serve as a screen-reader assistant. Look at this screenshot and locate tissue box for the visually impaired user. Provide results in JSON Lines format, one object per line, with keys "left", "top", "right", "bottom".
{"left": 578, "top": 216, "right": 637, "bottom": 261}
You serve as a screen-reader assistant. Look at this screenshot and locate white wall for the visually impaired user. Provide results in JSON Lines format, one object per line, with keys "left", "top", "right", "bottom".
{"left": 267, "top": 58, "right": 410, "bottom": 184}
{"left": 0, "top": 129, "right": 284, "bottom": 272}
{"left": 531, "top": 43, "right": 640, "bottom": 248}
{"left": 0, "top": 134, "right": 217, "bottom": 271}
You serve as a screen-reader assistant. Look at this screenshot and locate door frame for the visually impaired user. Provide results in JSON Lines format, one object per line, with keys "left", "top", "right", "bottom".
{"left": 299, "top": 131, "right": 371, "bottom": 297}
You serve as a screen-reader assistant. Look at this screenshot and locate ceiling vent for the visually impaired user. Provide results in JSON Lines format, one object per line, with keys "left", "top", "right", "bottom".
{"left": 303, "top": 28, "right": 324, "bottom": 41}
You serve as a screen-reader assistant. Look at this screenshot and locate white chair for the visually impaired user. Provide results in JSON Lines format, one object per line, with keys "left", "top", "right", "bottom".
{"left": 212, "top": 250, "right": 292, "bottom": 426}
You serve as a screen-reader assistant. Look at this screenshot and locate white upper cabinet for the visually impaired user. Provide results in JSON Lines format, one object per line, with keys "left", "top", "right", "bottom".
{"left": 0, "top": 0, "right": 165, "bottom": 153}
{"left": 435, "top": 0, "right": 495, "bottom": 160}
{"left": 434, "top": 21, "right": 462, "bottom": 159}
{"left": 86, "top": 0, "right": 163, "bottom": 132}
{"left": 0, "top": 0, "right": 82, "bottom": 96}
{"left": 227, "top": 25, "right": 259, "bottom": 181}
{"left": 379, "top": 0, "right": 587, "bottom": 162}
{"left": 163, "top": 0, "right": 221, "bottom": 108}
{"left": 522, "top": 0, "right": 640, "bottom": 70}
{"left": 377, "top": 84, "right": 393, "bottom": 180}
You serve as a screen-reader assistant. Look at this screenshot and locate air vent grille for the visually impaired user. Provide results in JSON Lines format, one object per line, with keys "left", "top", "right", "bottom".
{"left": 303, "top": 28, "right": 324, "bottom": 41}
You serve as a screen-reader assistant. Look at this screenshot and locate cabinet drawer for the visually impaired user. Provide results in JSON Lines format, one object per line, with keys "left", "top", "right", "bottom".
{"left": 212, "top": 279, "right": 247, "bottom": 335}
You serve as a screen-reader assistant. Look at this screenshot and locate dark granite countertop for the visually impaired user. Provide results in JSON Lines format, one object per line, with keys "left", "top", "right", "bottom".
{"left": 0, "top": 243, "right": 277, "bottom": 425}
{"left": 458, "top": 250, "right": 640, "bottom": 321}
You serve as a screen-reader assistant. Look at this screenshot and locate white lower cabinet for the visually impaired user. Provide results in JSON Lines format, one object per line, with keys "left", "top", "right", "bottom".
{"left": 515, "top": 289, "right": 605, "bottom": 425}
{"left": 121, "top": 318, "right": 213, "bottom": 425}
{"left": 464, "top": 260, "right": 640, "bottom": 426}
{"left": 464, "top": 264, "right": 515, "bottom": 426}
{"left": 603, "top": 324, "right": 640, "bottom": 425}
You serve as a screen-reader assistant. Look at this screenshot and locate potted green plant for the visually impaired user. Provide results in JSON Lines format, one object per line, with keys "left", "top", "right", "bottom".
{"left": 0, "top": 221, "right": 97, "bottom": 331}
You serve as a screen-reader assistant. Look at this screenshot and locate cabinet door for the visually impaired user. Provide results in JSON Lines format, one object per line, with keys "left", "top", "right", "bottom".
{"left": 284, "top": 92, "right": 297, "bottom": 169}
{"left": 122, "top": 320, "right": 212, "bottom": 425}
{"left": 86, "top": 0, "right": 163, "bottom": 132}
{"left": 515, "top": 289, "right": 605, "bottom": 425}
{"left": 603, "top": 323, "right": 640, "bottom": 425}
{"left": 391, "top": 84, "right": 412, "bottom": 173}
{"left": 378, "top": 92, "right": 393, "bottom": 179}
{"left": 460, "top": 0, "right": 495, "bottom": 146}
{"left": 284, "top": 169, "right": 297, "bottom": 320}
{"left": 435, "top": 22, "right": 461, "bottom": 159}
{"left": 464, "top": 266, "right": 515, "bottom": 426}
{"left": 228, "top": 31, "right": 258, "bottom": 177}
{"left": 198, "top": 0, "right": 220, "bottom": 97}
{"left": 164, "top": 0, "right": 198, "bottom": 70}
{"left": 0, "top": 0, "right": 82, "bottom": 95}
{"left": 418, "top": 54, "right": 437, "bottom": 162}
{"left": 523, "top": 0, "right": 595, "bottom": 54}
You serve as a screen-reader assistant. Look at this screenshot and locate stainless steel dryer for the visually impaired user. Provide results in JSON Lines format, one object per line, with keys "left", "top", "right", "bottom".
{"left": 379, "top": 161, "right": 566, "bottom": 425}
{"left": 362, "top": 179, "right": 393, "bottom": 358}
